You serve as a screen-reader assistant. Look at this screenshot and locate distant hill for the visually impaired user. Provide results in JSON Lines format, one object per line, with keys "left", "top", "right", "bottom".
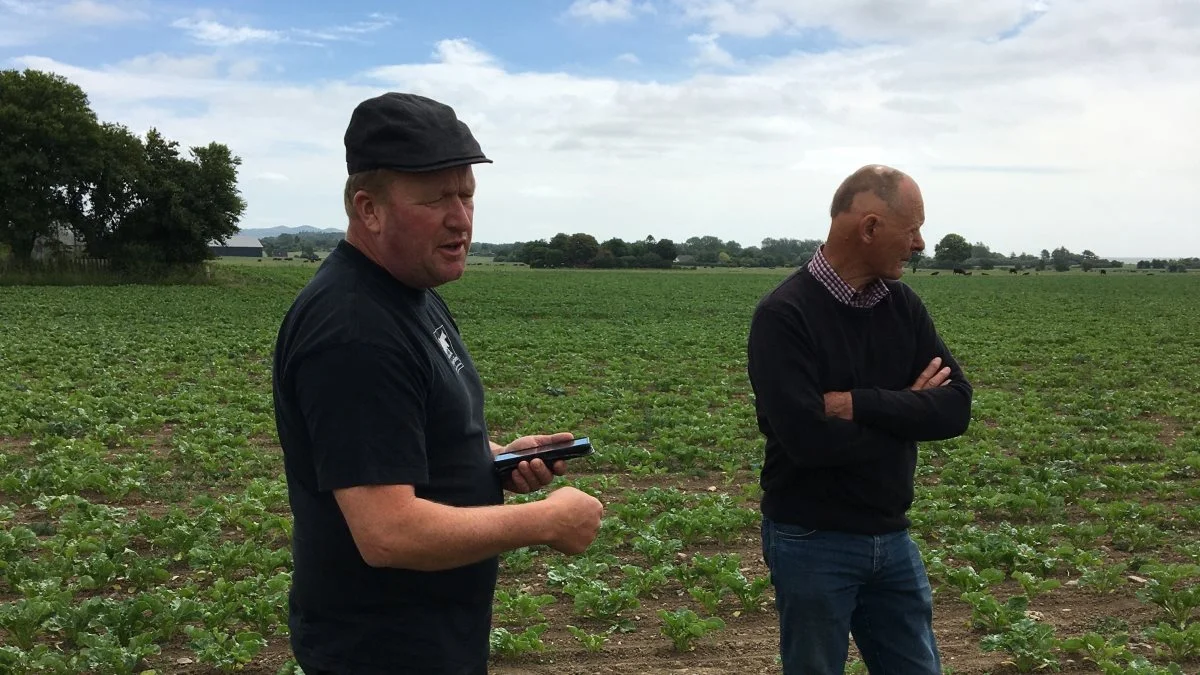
{"left": 237, "top": 226, "right": 343, "bottom": 239}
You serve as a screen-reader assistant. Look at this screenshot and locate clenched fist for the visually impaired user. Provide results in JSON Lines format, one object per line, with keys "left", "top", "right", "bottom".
{"left": 542, "top": 486, "right": 604, "bottom": 555}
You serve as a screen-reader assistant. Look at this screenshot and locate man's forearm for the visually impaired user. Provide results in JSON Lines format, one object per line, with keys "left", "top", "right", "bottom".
{"left": 768, "top": 406, "right": 903, "bottom": 467}
{"left": 360, "top": 497, "right": 553, "bottom": 571}
{"left": 851, "top": 384, "right": 972, "bottom": 441}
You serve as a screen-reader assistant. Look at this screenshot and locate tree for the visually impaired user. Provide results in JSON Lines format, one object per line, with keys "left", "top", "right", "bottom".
{"left": 653, "top": 238, "right": 678, "bottom": 263}
{"left": 971, "top": 242, "right": 994, "bottom": 260}
{"left": 761, "top": 237, "right": 822, "bottom": 267}
{"left": 548, "top": 232, "right": 571, "bottom": 252}
{"left": 0, "top": 69, "right": 103, "bottom": 263}
{"left": 934, "top": 233, "right": 971, "bottom": 264}
{"left": 73, "top": 123, "right": 147, "bottom": 258}
{"left": 909, "top": 250, "right": 925, "bottom": 273}
{"left": 1, "top": 69, "right": 247, "bottom": 275}
{"left": 1051, "top": 246, "right": 1073, "bottom": 272}
{"left": 564, "top": 233, "right": 599, "bottom": 266}
{"left": 108, "top": 129, "right": 245, "bottom": 271}
{"left": 601, "top": 237, "right": 629, "bottom": 259}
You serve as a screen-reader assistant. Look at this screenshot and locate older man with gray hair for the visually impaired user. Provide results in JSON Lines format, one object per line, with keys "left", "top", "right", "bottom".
{"left": 746, "top": 164, "right": 973, "bottom": 674}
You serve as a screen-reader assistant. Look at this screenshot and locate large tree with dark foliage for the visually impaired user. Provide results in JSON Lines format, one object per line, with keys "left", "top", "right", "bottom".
{"left": 0, "top": 69, "right": 101, "bottom": 262}
{"left": 105, "top": 130, "right": 245, "bottom": 271}
{"left": 934, "top": 233, "right": 972, "bottom": 264}
{"left": 0, "top": 68, "right": 245, "bottom": 273}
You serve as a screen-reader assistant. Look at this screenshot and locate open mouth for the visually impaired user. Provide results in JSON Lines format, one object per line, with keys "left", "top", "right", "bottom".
{"left": 439, "top": 242, "right": 467, "bottom": 255}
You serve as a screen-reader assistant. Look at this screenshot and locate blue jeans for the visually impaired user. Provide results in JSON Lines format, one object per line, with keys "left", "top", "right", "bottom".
{"left": 761, "top": 517, "right": 941, "bottom": 675}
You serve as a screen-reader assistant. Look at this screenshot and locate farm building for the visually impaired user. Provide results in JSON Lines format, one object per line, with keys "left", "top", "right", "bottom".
{"left": 208, "top": 235, "right": 263, "bottom": 258}
{"left": 30, "top": 222, "right": 85, "bottom": 261}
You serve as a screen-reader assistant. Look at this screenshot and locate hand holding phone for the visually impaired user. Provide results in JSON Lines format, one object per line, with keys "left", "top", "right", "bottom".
{"left": 494, "top": 436, "right": 595, "bottom": 478}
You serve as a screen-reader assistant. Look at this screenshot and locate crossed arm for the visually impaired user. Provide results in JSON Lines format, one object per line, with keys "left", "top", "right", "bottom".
{"left": 821, "top": 300, "right": 973, "bottom": 441}
{"left": 747, "top": 301, "right": 972, "bottom": 469}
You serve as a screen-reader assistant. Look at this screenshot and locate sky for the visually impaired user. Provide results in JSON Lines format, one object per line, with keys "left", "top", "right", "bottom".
{"left": 2, "top": 0, "right": 1198, "bottom": 258}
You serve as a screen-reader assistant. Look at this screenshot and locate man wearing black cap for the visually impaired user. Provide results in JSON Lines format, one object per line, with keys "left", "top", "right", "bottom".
{"left": 271, "top": 92, "right": 604, "bottom": 674}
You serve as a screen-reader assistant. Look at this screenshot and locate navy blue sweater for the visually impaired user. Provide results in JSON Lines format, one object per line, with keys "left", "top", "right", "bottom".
{"left": 746, "top": 268, "right": 973, "bottom": 534}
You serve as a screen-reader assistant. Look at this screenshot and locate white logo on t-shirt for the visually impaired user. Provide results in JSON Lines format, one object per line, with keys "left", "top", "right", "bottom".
{"left": 432, "top": 325, "right": 465, "bottom": 373}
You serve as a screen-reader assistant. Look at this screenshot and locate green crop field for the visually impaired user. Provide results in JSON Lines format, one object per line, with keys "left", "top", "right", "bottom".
{"left": 1, "top": 265, "right": 1198, "bottom": 674}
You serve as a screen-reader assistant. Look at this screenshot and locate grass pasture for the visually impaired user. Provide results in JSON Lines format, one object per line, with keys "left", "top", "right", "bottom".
{"left": 1, "top": 265, "right": 1199, "bottom": 674}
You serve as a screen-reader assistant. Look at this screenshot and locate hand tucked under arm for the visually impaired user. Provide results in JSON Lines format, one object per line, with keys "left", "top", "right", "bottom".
{"left": 823, "top": 391, "right": 854, "bottom": 420}
{"left": 851, "top": 305, "right": 974, "bottom": 441}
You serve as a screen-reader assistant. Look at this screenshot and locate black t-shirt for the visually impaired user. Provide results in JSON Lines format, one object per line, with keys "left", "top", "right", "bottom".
{"left": 746, "top": 268, "right": 973, "bottom": 534}
{"left": 272, "top": 240, "right": 503, "bottom": 674}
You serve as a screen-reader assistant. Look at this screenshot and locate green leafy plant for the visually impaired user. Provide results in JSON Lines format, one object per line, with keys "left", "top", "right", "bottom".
{"left": 980, "top": 617, "right": 1059, "bottom": 672}
{"left": 489, "top": 624, "right": 547, "bottom": 659}
{"left": 493, "top": 590, "right": 557, "bottom": 625}
{"left": 566, "top": 625, "right": 610, "bottom": 653}
{"left": 657, "top": 608, "right": 725, "bottom": 651}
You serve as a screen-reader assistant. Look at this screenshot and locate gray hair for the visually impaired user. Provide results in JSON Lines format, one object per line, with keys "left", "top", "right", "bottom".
{"left": 829, "top": 164, "right": 909, "bottom": 218}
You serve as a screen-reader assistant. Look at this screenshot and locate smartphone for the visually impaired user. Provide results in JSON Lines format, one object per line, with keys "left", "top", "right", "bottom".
{"left": 494, "top": 437, "right": 594, "bottom": 476}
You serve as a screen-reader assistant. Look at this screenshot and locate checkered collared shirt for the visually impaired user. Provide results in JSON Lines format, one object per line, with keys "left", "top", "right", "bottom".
{"left": 806, "top": 246, "right": 890, "bottom": 308}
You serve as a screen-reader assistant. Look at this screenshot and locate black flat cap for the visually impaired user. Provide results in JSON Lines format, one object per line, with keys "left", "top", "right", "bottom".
{"left": 344, "top": 92, "right": 492, "bottom": 175}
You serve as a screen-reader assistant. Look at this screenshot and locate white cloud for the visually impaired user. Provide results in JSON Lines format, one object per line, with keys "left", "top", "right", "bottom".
{"left": 293, "top": 13, "right": 395, "bottom": 43}
{"left": 114, "top": 53, "right": 222, "bottom": 79}
{"left": 616, "top": 52, "right": 641, "bottom": 65}
{"left": 1, "top": 0, "right": 144, "bottom": 45}
{"left": 687, "top": 33, "right": 737, "bottom": 68}
{"left": 7, "top": 0, "right": 1200, "bottom": 258}
{"left": 567, "top": 0, "right": 635, "bottom": 23}
{"left": 566, "top": 0, "right": 654, "bottom": 23}
{"left": 171, "top": 18, "right": 283, "bottom": 46}
{"left": 670, "top": 0, "right": 1042, "bottom": 41}
{"left": 433, "top": 38, "right": 495, "bottom": 67}
{"left": 165, "top": 11, "right": 394, "bottom": 48}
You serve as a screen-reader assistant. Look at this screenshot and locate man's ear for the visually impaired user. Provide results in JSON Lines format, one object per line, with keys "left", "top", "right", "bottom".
{"left": 354, "top": 190, "right": 383, "bottom": 234}
{"left": 860, "top": 214, "right": 879, "bottom": 242}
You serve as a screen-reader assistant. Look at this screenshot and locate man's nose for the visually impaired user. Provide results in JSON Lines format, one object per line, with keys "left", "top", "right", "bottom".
{"left": 445, "top": 198, "right": 471, "bottom": 231}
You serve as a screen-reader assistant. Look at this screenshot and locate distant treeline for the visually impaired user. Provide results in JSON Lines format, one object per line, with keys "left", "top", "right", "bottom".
{"left": 1136, "top": 258, "right": 1200, "bottom": 272}
{"left": 475, "top": 235, "right": 823, "bottom": 269}
{"left": 260, "top": 230, "right": 1198, "bottom": 272}
{"left": 259, "top": 232, "right": 343, "bottom": 257}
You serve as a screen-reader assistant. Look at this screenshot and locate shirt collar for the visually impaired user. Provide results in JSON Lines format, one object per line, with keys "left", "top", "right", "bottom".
{"left": 806, "top": 245, "right": 890, "bottom": 308}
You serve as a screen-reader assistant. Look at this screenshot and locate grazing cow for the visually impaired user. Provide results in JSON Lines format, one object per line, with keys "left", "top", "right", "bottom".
{"left": 930, "top": 271, "right": 939, "bottom": 276}
{"left": 1023, "top": 272, "right": 1030, "bottom": 275}
{"left": 1100, "top": 269, "right": 1107, "bottom": 275}
{"left": 953, "top": 268, "right": 966, "bottom": 275}
{"left": 1009, "top": 268, "right": 1018, "bottom": 274}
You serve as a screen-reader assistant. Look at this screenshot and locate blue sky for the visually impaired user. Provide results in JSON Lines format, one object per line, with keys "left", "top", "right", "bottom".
{"left": 9, "top": 1, "right": 844, "bottom": 82}
{"left": 3, "top": 0, "right": 1199, "bottom": 257}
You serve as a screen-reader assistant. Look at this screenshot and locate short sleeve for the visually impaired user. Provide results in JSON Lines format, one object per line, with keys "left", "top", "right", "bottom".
{"left": 293, "top": 343, "right": 431, "bottom": 492}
